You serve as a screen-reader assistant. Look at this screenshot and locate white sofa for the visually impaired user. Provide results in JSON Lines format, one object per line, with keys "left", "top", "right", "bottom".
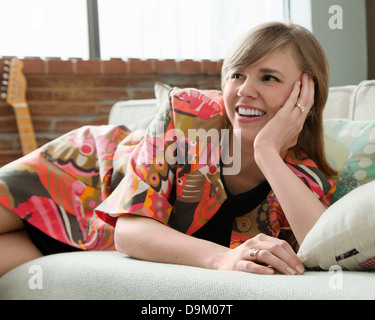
{"left": 1, "top": 80, "right": 375, "bottom": 300}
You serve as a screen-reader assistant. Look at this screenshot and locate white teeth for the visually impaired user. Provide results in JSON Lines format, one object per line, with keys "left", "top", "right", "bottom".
{"left": 238, "top": 107, "right": 265, "bottom": 117}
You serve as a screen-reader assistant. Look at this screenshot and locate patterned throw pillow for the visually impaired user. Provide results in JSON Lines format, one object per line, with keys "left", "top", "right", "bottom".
{"left": 298, "top": 181, "right": 375, "bottom": 271}
{"left": 323, "top": 119, "right": 375, "bottom": 203}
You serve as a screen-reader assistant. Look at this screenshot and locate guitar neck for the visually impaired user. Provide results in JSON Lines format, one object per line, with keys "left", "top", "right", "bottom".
{"left": 1, "top": 58, "right": 38, "bottom": 155}
{"left": 13, "top": 102, "right": 38, "bottom": 155}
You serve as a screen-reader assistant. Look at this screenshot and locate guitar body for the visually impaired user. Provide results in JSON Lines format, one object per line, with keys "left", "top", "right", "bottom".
{"left": 1, "top": 58, "right": 38, "bottom": 155}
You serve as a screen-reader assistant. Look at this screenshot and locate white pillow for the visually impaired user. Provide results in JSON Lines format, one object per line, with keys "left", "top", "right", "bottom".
{"left": 298, "top": 181, "right": 375, "bottom": 271}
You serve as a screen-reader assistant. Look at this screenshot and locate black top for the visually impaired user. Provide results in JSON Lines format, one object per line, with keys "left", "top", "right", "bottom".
{"left": 192, "top": 169, "right": 271, "bottom": 247}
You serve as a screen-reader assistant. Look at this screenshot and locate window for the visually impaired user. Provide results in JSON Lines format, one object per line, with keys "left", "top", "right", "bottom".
{"left": 0, "top": 0, "right": 88, "bottom": 59}
{"left": 98, "top": 0, "right": 285, "bottom": 61}
{"left": 0, "top": 0, "right": 286, "bottom": 61}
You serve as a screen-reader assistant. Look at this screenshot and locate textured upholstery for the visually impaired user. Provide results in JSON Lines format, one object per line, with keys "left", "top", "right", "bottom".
{"left": 1, "top": 251, "right": 374, "bottom": 300}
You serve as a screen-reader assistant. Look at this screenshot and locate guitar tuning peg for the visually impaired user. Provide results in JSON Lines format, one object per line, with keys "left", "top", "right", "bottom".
{"left": 3, "top": 60, "right": 10, "bottom": 66}
{"left": 0, "top": 92, "right": 6, "bottom": 100}
{"left": 2, "top": 80, "right": 8, "bottom": 86}
{"left": 3, "top": 65, "right": 9, "bottom": 72}
{"left": 2, "top": 73, "right": 9, "bottom": 80}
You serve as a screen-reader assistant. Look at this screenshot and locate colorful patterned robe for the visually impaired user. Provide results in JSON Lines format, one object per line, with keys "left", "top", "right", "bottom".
{"left": 0, "top": 87, "right": 336, "bottom": 251}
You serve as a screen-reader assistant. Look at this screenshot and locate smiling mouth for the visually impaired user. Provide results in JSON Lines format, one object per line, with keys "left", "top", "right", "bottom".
{"left": 236, "top": 107, "right": 266, "bottom": 118}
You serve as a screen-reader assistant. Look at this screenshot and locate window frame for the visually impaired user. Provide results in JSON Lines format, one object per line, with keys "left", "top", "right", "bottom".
{"left": 87, "top": 0, "right": 291, "bottom": 60}
{"left": 87, "top": 0, "right": 101, "bottom": 59}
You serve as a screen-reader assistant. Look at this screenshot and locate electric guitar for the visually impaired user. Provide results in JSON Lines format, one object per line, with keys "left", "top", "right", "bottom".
{"left": 1, "top": 58, "right": 38, "bottom": 155}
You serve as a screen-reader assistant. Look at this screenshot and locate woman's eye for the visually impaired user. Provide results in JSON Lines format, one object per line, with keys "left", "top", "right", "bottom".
{"left": 232, "top": 73, "right": 244, "bottom": 80}
{"left": 262, "top": 75, "right": 280, "bottom": 82}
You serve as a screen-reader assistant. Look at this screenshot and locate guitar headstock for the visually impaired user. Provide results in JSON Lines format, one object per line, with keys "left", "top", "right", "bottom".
{"left": 1, "top": 58, "right": 27, "bottom": 107}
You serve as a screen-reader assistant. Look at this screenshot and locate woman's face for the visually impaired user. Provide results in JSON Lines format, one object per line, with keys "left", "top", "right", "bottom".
{"left": 223, "top": 46, "right": 303, "bottom": 141}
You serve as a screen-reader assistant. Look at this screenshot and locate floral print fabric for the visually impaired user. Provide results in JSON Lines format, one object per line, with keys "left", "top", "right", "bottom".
{"left": 0, "top": 88, "right": 336, "bottom": 251}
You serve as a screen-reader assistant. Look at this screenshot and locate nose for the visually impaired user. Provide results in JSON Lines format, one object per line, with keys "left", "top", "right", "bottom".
{"left": 237, "top": 77, "right": 258, "bottom": 99}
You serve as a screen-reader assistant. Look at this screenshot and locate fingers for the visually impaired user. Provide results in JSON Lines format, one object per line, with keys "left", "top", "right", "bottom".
{"left": 239, "top": 259, "right": 275, "bottom": 275}
{"left": 295, "top": 73, "right": 315, "bottom": 115}
{"left": 255, "top": 246, "right": 303, "bottom": 275}
{"left": 283, "top": 80, "right": 302, "bottom": 112}
{"left": 237, "top": 234, "right": 305, "bottom": 275}
{"left": 281, "top": 73, "right": 315, "bottom": 116}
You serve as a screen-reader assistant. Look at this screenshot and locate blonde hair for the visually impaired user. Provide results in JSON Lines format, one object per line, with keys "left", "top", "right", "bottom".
{"left": 222, "top": 22, "right": 337, "bottom": 178}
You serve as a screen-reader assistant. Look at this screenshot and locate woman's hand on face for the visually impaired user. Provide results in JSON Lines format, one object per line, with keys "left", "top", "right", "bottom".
{"left": 217, "top": 233, "right": 305, "bottom": 275}
{"left": 253, "top": 73, "right": 315, "bottom": 157}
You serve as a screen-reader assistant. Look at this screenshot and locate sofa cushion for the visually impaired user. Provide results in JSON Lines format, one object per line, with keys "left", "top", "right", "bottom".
{"left": 324, "top": 85, "right": 356, "bottom": 120}
{"left": 324, "top": 80, "right": 375, "bottom": 121}
{"left": 350, "top": 80, "right": 375, "bottom": 120}
{"left": 323, "top": 119, "right": 375, "bottom": 202}
{"left": 298, "top": 181, "right": 375, "bottom": 271}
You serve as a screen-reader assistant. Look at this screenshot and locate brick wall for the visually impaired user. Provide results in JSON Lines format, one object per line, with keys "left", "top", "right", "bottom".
{"left": 0, "top": 57, "right": 223, "bottom": 166}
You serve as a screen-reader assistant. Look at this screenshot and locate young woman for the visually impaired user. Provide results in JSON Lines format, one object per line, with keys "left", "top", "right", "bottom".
{"left": 0, "top": 22, "right": 337, "bottom": 277}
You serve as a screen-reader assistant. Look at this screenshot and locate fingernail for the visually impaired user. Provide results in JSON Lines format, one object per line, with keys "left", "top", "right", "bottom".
{"left": 266, "top": 268, "right": 274, "bottom": 275}
{"left": 296, "top": 265, "right": 305, "bottom": 274}
{"left": 287, "top": 267, "right": 297, "bottom": 275}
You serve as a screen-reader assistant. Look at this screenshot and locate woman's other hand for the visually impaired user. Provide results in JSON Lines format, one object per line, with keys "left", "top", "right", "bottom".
{"left": 216, "top": 233, "right": 305, "bottom": 275}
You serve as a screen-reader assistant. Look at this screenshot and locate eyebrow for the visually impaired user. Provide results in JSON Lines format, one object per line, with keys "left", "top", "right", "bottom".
{"left": 259, "top": 68, "right": 285, "bottom": 79}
